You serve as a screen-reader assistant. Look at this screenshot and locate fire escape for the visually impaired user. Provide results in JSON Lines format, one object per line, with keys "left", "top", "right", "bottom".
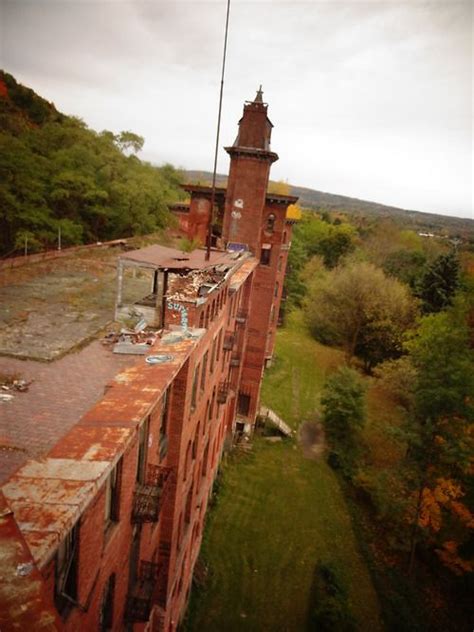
{"left": 126, "top": 465, "right": 174, "bottom": 624}
{"left": 126, "top": 560, "right": 168, "bottom": 622}
{"left": 132, "top": 464, "right": 174, "bottom": 523}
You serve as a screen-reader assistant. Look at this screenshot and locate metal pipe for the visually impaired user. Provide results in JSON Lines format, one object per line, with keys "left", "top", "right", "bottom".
{"left": 206, "top": 0, "right": 231, "bottom": 261}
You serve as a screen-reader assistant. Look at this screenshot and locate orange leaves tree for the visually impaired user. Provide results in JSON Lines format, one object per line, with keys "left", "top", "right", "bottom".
{"left": 404, "top": 308, "right": 474, "bottom": 574}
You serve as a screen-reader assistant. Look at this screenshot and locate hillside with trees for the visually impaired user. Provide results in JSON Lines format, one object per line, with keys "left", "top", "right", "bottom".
{"left": 0, "top": 71, "right": 183, "bottom": 257}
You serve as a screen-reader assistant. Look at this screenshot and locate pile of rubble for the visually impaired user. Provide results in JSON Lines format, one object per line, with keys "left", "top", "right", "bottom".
{"left": 102, "top": 328, "right": 161, "bottom": 355}
{"left": 0, "top": 376, "right": 32, "bottom": 403}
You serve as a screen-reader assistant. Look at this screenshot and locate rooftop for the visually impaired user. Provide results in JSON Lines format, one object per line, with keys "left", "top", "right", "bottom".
{"left": 120, "top": 244, "right": 244, "bottom": 271}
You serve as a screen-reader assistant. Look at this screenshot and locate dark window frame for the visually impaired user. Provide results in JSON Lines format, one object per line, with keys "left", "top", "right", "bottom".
{"left": 260, "top": 247, "right": 271, "bottom": 266}
{"left": 104, "top": 458, "right": 122, "bottom": 528}
{"left": 54, "top": 523, "right": 79, "bottom": 616}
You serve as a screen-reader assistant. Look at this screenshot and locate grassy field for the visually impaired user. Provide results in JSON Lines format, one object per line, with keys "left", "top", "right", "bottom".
{"left": 185, "top": 312, "right": 383, "bottom": 631}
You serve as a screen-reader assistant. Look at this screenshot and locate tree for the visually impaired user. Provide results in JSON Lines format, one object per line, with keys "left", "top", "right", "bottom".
{"left": 416, "top": 251, "right": 460, "bottom": 313}
{"left": 306, "top": 262, "right": 417, "bottom": 370}
{"left": 115, "top": 131, "right": 144, "bottom": 155}
{"left": 321, "top": 366, "right": 366, "bottom": 476}
{"left": 404, "top": 308, "right": 474, "bottom": 573}
{"left": 0, "top": 80, "right": 183, "bottom": 256}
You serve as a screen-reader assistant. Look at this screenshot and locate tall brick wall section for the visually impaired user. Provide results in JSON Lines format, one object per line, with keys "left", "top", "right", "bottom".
{"left": 223, "top": 154, "right": 271, "bottom": 253}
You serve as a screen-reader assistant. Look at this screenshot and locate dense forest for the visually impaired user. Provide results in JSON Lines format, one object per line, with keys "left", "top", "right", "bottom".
{"left": 285, "top": 208, "right": 474, "bottom": 627}
{"left": 0, "top": 71, "right": 183, "bottom": 257}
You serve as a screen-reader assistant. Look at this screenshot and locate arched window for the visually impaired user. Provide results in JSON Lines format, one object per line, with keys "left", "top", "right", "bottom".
{"left": 266, "top": 213, "right": 276, "bottom": 233}
{"left": 282, "top": 230, "right": 287, "bottom": 244}
{"left": 184, "top": 440, "right": 192, "bottom": 480}
{"left": 193, "top": 422, "right": 200, "bottom": 459}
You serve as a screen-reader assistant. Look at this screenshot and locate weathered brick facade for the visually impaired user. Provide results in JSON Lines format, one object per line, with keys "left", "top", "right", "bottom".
{"left": 0, "top": 91, "right": 298, "bottom": 631}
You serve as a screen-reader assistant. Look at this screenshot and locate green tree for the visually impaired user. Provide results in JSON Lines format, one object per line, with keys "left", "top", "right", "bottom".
{"left": 306, "top": 262, "right": 417, "bottom": 370}
{"left": 416, "top": 251, "right": 460, "bottom": 313}
{"left": 321, "top": 366, "right": 366, "bottom": 476}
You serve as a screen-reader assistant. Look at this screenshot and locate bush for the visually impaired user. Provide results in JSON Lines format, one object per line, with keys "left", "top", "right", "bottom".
{"left": 307, "top": 562, "right": 355, "bottom": 631}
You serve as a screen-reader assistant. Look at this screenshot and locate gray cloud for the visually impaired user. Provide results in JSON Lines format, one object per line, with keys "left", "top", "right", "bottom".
{"left": 1, "top": 0, "right": 472, "bottom": 217}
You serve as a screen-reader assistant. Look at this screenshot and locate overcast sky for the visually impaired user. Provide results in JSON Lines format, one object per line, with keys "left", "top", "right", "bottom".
{"left": 1, "top": 0, "right": 472, "bottom": 218}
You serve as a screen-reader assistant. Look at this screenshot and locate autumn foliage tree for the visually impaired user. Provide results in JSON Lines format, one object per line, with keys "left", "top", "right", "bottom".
{"left": 404, "top": 308, "right": 474, "bottom": 573}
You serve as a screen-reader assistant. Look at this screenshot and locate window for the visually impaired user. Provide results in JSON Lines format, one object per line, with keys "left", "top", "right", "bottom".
{"left": 209, "top": 388, "right": 216, "bottom": 421}
{"left": 266, "top": 213, "right": 276, "bottom": 233}
{"left": 282, "top": 230, "right": 287, "bottom": 243}
{"left": 274, "top": 282, "right": 279, "bottom": 298}
{"left": 136, "top": 417, "right": 150, "bottom": 484}
{"left": 260, "top": 246, "right": 271, "bottom": 266}
{"left": 99, "top": 573, "right": 116, "bottom": 631}
{"left": 216, "top": 329, "right": 222, "bottom": 362}
{"left": 159, "top": 388, "right": 169, "bottom": 460}
{"left": 200, "top": 352, "right": 208, "bottom": 390}
{"left": 184, "top": 440, "right": 192, "bottom": 480}
{"left": 104, "top": 458, "right": 122, "bottom": 528}
{"left": 54, "top": 523, "right": 79, "bottom": 615}
{"left": 202, "top": 442, "right": 209, "bottom": 477}
{"left": 185, "top": 484, "right": 193, "bottom": 524}
{"left": 191, "top": 365, "right": 199, "bottom": 410}
{"left": 210, "top": 339, "right": 216, "bottom": 373}
{"left": 199, "top": 311, "right": 204, "bottom": 328}
{"left": 237, "top": 392, "right": 251, "bottom": 416}
{"left": 193, "top": 422, "right": 200, "bottom": 459}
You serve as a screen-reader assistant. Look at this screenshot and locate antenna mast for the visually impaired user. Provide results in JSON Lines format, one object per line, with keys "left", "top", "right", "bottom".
{"left": 205, "top": 0, "right": 231, "bottom": 261}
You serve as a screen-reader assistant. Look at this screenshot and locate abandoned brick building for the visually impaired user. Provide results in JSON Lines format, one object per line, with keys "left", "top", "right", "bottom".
{"left": 0, "top": 90, "right": 299, "bottom": 631}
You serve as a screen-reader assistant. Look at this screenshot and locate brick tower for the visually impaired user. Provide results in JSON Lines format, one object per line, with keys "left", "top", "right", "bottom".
{"left": 223, "top": 88, "right": 298, "bottom": 430}
{"left": 222, "top": 87, "right": 279, "bottom": 252}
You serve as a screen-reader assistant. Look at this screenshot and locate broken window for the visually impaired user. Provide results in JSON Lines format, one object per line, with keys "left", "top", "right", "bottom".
{"left": 54, "top": 523, "right": 79, "bottom": 615}
{"left": 104, "top": 458, "right": 122, "bottom": 528}
{"left": 237, "top": 392, "right": 251, "bottom": 416}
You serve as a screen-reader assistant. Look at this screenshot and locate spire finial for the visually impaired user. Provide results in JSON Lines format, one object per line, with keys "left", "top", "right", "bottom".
{"left": 255, "top": 85, "right": 264, "bottom": 103}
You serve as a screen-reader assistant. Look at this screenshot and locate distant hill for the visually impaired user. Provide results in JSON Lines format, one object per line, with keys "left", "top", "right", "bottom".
{"left": 0, "top": 70, "right": 64, "bottom": 133}
{"left": 183, "top": 170, "right": 473, "bottom": 240}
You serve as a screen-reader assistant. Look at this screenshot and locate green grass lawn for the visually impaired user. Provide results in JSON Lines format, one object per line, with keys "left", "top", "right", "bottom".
{"left": 185, "top": 311, "right": 383, "bottom": 631}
